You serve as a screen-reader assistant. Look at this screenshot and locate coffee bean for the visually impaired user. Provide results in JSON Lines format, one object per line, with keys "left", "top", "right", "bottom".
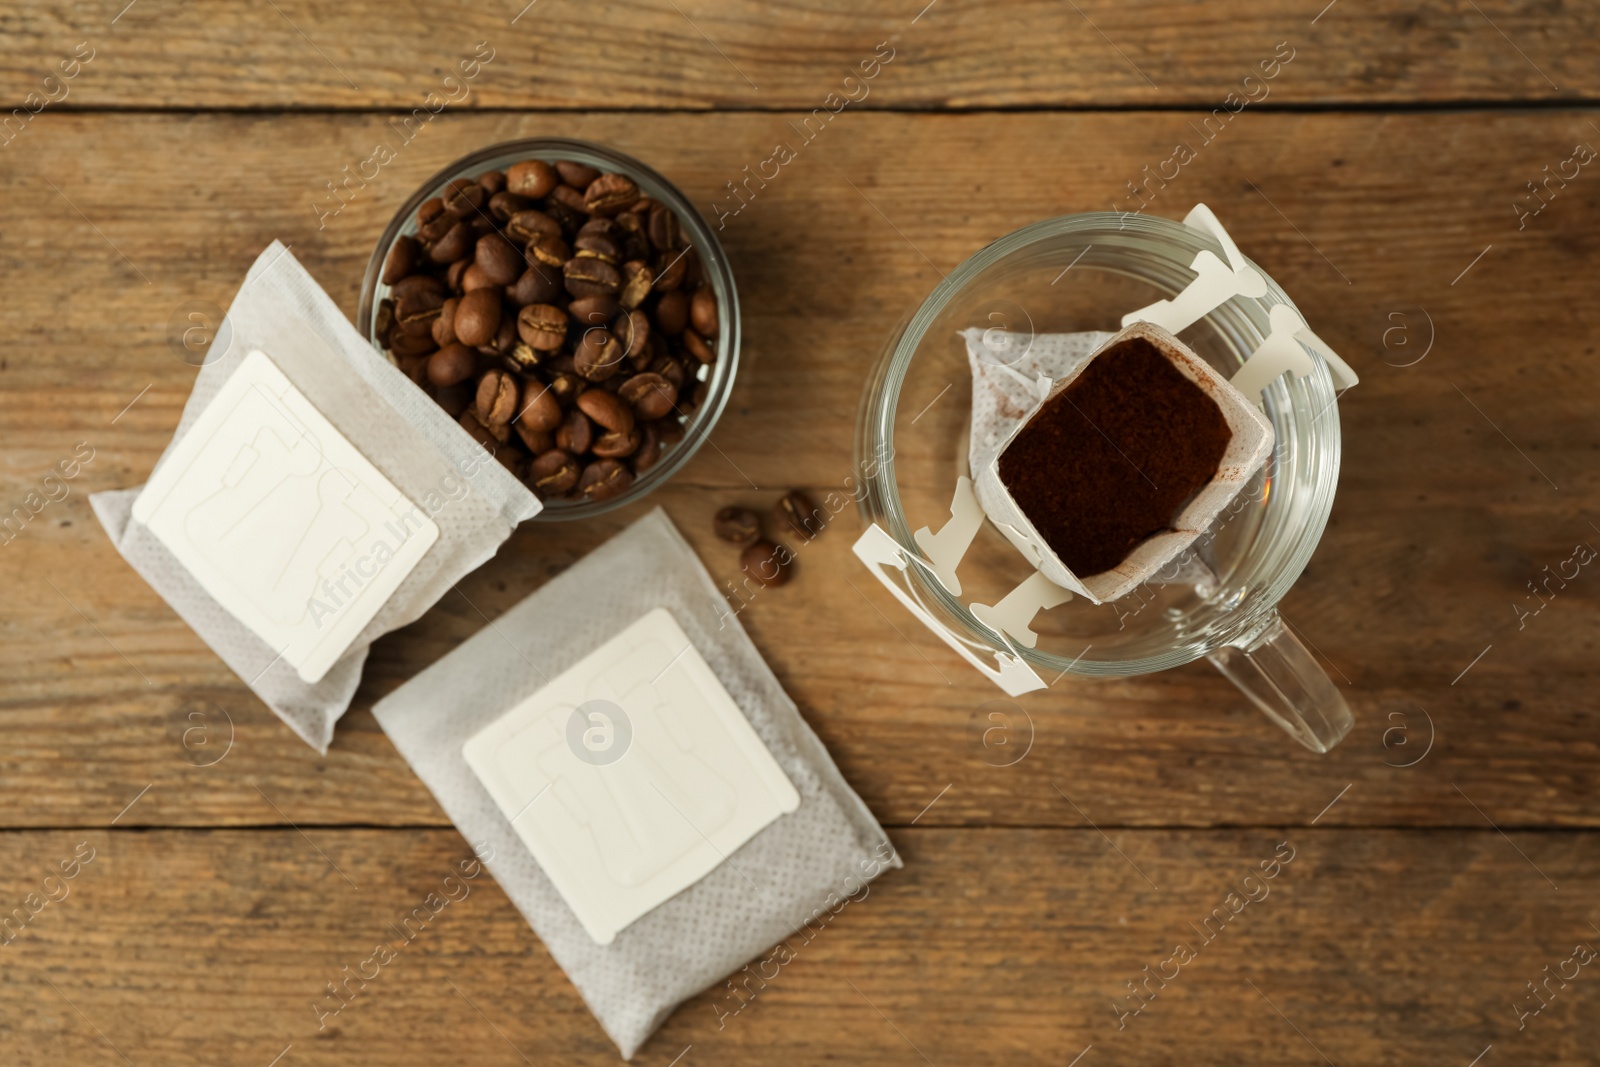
{"left": 556, "top": 409, "right": 594, "bottom": 454}
{"left": 517, "top": 304, "right": 567, "bottom": 351}
{"left": 655, "top": 249, "right": 687, "bottom": 291}
{"left": 375, "top": 299, "right": 395, "bottom": 345}
{"left": 461, "top": 262, "right": 496, "bottom": 293}
{"left": 573, "top": 327, "right": 626, "bottom": 380}
{"left": 613, "top": 211, "right": 649, "bottom": 261}
{"left": 632, "top": 422, "right": 663, "bottom": 473}
{"left": 507, "top": 209, "right": 561, "bottom": 244}
{"left": 613, "top": 309, "right": 651, "bottom": 359}
{"left": 454, "top": 288, "right": 502, "bottom": 347}
{"left": 475, "top": 232, "right": 524, "bottom": 285}
{"left": 564, "top": 257, "right": 621, "bottom": 299}
{"left": 528, "top": 233, "right": 571, "bottom": 269}
{"left": 432, "top": 297, "right": 458, "bottom": 346}
{"left": 478, "top": 169, "right": 508, "bottom": 195}
{"left": 442, "top": 178, "right": 486, "bottom": 217}
{"left": 682, "top": 328, "right": 715, "bottom": 365}
{"left": 383, "top": 235, "right": 422, "bottom": 285}
{"left": 390, "top": 321, "right": 438, "bottom": 358}
{"left": 741, "top": 540, "right": 792, "bottom": 587}
{"left": 476, "top": 369, "right": 520, "bottom": 427}
{"left": 518, "top": 380, "right": 563, "bottom": 432}
{"left": 507, "top": 264, "right": 562, "bottom": 307}
{"left": 550, "top": 184, "right": 588, "bottom": 214}
{"left": 714, "top": 505, "right": 761, "bottom": 544}
{"left": 618, "top": 260, "right": 655, "bottom": 309}
{"left": 391, "top": 274, "right": 444, "bottom": 303}
{"left": 775, "top": 489, "right": 826, "bottom": 538}
{"left": 647, "top": 202, "right": 680, "bottom": 252}
{"left": 650, "top": 352, "right": 688, "bottom": 391}
{"left": 508, "top": 159, "right": 558, "bottom": 198}
{"left": 446, "top": 257, "right": 472, "bottom": 291}
{"left": 485, "top": 313, "right": 518, "bottom": 357}
{"left": 690, "top": 286, "right": 719, "bottom": 336}
{"left": 418, "top": 210, "right": 454, "bottom": 244}
{"left": 592, "top": 429, "right": 640, "bottom": 458}
{"left": 619, "top": 372, "right": 676, "bottom": 420}
{"left": 575, "top": 221, "right": 622, "bottom": 262}
{"left": 488, "top": 191, "right": 533, "bottom": 223}
{"left": 528, "top": 449, "right": 580, "bottom": 495}
{"left": 654, "top": 290, "right": 688, "bottom": 335}
{"left": 584, "top": 173, "right": 639, "bottom": 216}
{"left": 569, "top": 295, "right": 621, "bottom": 325}
{"left": 578, "top": 458, "right": 633, "bottom": 500}
{"left": 429, "top": 220, "right": 475, "bottom": 264}
{"left": 515, "top": 421, "right": 553, "bottom": 455}
{"left": 556, "top": 160, "right": 601, "bottom": 188}
{"left": 576, "top": 389, "right": 636, "bottom": 435}
{"left": 395, "top": 286, "right": 445, "bottom": 325}
{"left": 418, "top": 197, "right": 447, "bottom": 226}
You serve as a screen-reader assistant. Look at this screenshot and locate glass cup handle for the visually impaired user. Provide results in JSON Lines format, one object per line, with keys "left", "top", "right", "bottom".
{"left": 1207, "top": 612, "right": 1353, "bottom": 753}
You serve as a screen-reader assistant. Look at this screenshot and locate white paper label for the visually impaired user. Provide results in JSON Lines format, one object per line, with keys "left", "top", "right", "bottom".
{"left": 462, "top": 608, "right": 800, "bottom": 945}
{"left": 132, "top": 349, "right": 438, "bottom": 684}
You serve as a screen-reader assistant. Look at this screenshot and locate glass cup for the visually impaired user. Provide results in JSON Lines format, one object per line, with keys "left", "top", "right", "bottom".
{"left": 854, "top": 211, "right": 1353, "bottom": 752}
{"left": 356, "top": 137, "right": 741, "bottom": 521}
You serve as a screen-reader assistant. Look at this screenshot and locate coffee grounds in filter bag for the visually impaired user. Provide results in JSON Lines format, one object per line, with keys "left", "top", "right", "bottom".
{"left": 965, "top": 324, "right": 1272, "bottom": 604}
{"left": 997, "top": 337, "right": 1232, "bottom": 577}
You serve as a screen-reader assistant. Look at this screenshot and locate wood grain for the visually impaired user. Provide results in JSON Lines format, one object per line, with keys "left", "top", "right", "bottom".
{"left": 2, "top": 110, "right": 1598, "bottom": 830}
{"left": 0, "top": 828, "right": 1596, "bottom": 1065}
{"left": 2, "top": 1, "right": 1596, "bottom": 111}
{"left": 4, "top": 19, "right": 1600, "bottom": 1065}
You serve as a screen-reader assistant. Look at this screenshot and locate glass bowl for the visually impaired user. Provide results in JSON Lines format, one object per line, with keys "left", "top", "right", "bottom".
{"left": 855, "top": 211, "right": 1352, "bottom": 750}
{"left": 356, "top": 137, "right": 740, "bottom": 521}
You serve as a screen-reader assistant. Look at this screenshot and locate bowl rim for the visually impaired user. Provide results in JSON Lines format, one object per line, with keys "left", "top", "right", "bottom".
{"left": 356, "top": 136, "right": 741, "bottom": 522}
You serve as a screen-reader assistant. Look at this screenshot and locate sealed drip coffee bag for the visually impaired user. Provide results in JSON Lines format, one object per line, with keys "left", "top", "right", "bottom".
{"left": 92, "top": 242, "right": 541, "bottom": 751}
{"left": 373, "top": 508, "right": 899, "bottom": 1058}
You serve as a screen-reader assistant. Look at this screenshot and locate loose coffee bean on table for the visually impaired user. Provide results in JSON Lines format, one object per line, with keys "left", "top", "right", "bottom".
{"left": 713, "top": 505, "right": 762, "bottom": 544}
{"left": 741, "top": 539, "right": 793, "bottom": 588}
{"left": 377, "top": 157, "right": 719, "bottom": 503}
{"left": 775, "top": 489, "right": 826, "bottom": 539}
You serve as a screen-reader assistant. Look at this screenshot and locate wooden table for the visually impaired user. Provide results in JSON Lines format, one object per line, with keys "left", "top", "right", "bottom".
{"left": 4, "top": 3, "right": 1598, "bottom": 1064}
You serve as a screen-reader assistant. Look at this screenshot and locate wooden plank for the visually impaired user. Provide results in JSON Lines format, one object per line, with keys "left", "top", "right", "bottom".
{"left": 2, "top": 110, "right": 1598, "bottom": 829}
{"left": 1, "top": 1, "right": 1594, "bottom": 112}
{"left": 0, "top": 827, "right": 1596, "bottom": 1064}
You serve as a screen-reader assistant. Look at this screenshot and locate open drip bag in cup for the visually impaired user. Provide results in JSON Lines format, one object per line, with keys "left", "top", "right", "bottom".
{"left": 92, "top": 242, "right": 541, "bottom": 752}
{"left": 374, "top": 508, "right": 899, "bottom": 1059}
{"left": 970, "top": 320, "right": 1275, "bottom": 604}
{"left": 853, "top": 204, "right": 1364, "bottom": 753}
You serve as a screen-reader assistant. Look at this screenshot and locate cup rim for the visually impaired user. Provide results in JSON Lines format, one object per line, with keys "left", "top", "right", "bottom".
{"left": 857, "top": 210, "right": 1343, "bottom": 677}
{"left": 356, "top": 136, "right": 741, "bottom": 522}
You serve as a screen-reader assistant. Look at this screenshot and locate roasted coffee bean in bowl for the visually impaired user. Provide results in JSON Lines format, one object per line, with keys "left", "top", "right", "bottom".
{"left": 358, "top": 138, "right": 740, "bottom": 520}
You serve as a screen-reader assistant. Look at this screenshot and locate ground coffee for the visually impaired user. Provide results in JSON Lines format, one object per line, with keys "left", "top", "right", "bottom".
{"left": 997, "top": 336, "right": 1232, "bottom": 577}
